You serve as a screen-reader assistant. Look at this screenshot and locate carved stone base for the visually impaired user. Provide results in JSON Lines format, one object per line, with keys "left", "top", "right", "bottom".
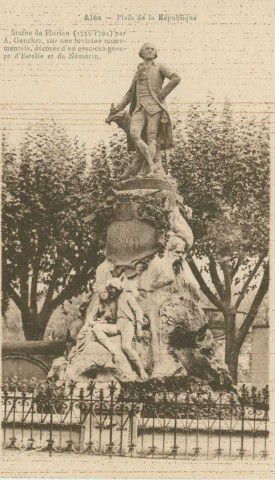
{"left": 65, "top": 335, "right": 140, "bottom": 383}
{"left": 48, "top": 169, "right": 233, "bottom": 392}
{"left": 117, "top": 177, "right": 175, "bottom": 192}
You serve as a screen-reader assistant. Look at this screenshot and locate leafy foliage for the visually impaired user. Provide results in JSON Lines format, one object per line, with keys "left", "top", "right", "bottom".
{"left": 169, "top": 101, "right": 269, "bottom": 261}
{"left": 168, "top": 100, "right": 269, "bottom": 381}
{"left": 2, "top": 101, "right": 269, "bottom": 376}
{"left": 2, "top": 122, "right": 104, "bottom": 339}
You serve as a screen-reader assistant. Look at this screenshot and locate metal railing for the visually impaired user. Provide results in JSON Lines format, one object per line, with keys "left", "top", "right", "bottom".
{"left": 1, "top": 377, "right": 269, "bottom": 459}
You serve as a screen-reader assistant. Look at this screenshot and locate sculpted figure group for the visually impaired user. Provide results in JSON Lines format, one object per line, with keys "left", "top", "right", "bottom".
{"left": 74, "top": 278, "right": 148, "bottom": 380}
{"left": 48, "top": 237, "right": 231, "bottom": 389}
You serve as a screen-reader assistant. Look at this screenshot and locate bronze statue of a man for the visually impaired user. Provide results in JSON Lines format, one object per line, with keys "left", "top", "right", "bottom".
{"left": 111, "top": 43, "right": 181, "bottom": 176}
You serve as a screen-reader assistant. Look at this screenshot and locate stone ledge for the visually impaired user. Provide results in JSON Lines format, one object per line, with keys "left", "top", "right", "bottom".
{"left": 117, "top": 177, "right": 174, "bottom": 191}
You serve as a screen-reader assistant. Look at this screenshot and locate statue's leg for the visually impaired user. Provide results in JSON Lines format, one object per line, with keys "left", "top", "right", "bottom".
{"left": 147, "top": 111, "right": 162, "bottom": 164}
{"left": 154, "top": 143, "right": 166, "bottom": 177}
{"left": 118, "top": 318, "right": 148, "bottom": 379}
{"left": 93, "top": 323, "right": 119, "bottom": 360}
{"left": 130, "top": 108, "right": 154, "bottom": 172}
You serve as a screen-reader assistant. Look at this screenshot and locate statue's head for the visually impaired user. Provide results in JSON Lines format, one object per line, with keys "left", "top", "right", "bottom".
{"left": 167, "top": 235, "right": 187, "bottom": 262}
{"left": 139, "top": 43, "right": 158, "bottom": 60}
{"left": 135, "top": 261, "right": 148, "bottom": 275}
{"left": 98, "top": 284, "right": 109, "bottom": 301}
{"left": 167, "top": 235, "right": 187, "bottom": 276}
{"left": 106, "top": 278, "right": 123, "bottom": 299}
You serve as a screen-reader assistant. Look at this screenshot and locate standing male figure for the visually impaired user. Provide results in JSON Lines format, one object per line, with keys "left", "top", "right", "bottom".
{"left": 112, "top": 43, "right": 181, "bottom": 175}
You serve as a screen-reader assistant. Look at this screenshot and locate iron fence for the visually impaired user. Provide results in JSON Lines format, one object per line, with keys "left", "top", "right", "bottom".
{"left": 1, "top": 377, "right": 269, "bottom": 459}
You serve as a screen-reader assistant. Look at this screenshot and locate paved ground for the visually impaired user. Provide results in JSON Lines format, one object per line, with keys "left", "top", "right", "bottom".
{"left": 0, "top": 450, "right": 273, "bottom": 479}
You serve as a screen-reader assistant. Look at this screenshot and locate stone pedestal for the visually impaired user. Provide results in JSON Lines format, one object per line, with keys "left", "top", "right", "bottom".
{"left": 49, "top": 175, "right": 234, "bottom": 393}
{"left": 116, "top": 177, "right": 174, "bottom": 191}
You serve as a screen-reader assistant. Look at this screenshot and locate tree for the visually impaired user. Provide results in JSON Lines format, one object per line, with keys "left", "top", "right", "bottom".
{"left": 3, "top": 101, "right": 269, "bottom": 384}
{"left": 2, "top": 121, "right": 105, "bottom": 340}
{"left": 169, "top": 100, "right": 269, "bottom": 383}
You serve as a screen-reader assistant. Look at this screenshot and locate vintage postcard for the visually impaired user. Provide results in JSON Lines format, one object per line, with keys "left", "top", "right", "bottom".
{"left": 1, "top": 0, "right": 274, "bottom": 478}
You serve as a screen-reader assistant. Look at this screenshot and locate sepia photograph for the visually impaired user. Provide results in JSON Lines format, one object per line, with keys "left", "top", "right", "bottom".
{"left": 1, "top": 0, "right": 273, "bottom": 478}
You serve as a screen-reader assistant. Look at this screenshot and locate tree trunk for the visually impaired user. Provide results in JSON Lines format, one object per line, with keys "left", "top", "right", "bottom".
{"left": 226, "top": 351, "right": 240, "bottom": 385}
{"left": 21, "top": 309, "right": 41, "bottom": 340}
{"left": 21, "top": 308, "right": 52, "bottom": 340}
{"left": 38, "top": 307, "right": 53, "bottom": 340}
{"left": 224, "top": 311, "right": 239, "bottom": 384}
